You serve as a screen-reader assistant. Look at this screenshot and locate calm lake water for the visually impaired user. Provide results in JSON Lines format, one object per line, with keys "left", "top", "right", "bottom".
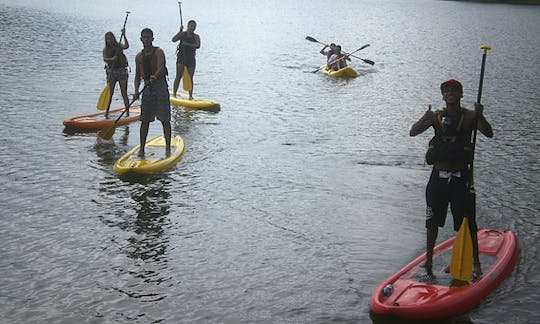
{"left": 1, "top": 0, "right": 539, "bottom": 323}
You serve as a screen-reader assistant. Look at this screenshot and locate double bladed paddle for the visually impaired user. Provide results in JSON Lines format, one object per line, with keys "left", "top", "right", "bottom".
{"left": 311, "top": 44, "right": 371, "bottom": 73}
{"left": 450, "top": 45, "right": 491, "bottom": 282}
{"left": 305, "top": 36, "right": 375, "bottom": 68}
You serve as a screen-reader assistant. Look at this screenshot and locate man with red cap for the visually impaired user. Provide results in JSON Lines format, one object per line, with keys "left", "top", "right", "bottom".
{"left": 410, "top": 79, "right": 493, "bottom": 280}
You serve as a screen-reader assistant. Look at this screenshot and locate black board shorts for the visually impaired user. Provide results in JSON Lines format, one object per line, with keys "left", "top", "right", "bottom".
{"left": 425, "top": 168, "right": 470, "bottom": 231}
{"left": 140, "top": 78, "right": 171, "bottom": 123}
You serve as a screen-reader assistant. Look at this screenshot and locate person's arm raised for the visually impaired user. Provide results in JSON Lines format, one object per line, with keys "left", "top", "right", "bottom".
{"left": 410, "top": 105, "right": 435, "bottom": 136}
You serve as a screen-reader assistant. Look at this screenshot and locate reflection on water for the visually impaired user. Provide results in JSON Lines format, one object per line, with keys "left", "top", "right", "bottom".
{"left": 97, "top": 176, "right": 173, "bottom": 306}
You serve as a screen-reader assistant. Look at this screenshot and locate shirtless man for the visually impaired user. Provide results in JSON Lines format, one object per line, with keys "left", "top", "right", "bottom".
{"left": 133, "top": 28, "right": 171, "bottom": 157}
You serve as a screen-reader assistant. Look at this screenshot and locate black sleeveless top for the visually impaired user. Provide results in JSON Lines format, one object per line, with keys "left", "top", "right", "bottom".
{"left": 177, "top": 33, "right": 197, "bottom": 66}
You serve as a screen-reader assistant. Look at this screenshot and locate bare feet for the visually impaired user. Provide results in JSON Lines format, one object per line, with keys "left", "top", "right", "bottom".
{"left": 138, "top": 149, "right": 145, "bottom": 158}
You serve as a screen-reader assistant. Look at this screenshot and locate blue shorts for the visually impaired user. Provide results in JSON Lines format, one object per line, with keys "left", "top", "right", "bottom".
{"left": 140, "top": 78, "right": 171, "bottom": 123}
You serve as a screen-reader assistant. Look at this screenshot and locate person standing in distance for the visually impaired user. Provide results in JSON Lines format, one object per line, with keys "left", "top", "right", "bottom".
{"left": 172, "top": 20, "right": 201, "bottom": 100}
{"left": 410, "top": 79, "right": 493, "bottom": 280}
{"left": 133, "top": 28, "right": 171, "bottom": 157}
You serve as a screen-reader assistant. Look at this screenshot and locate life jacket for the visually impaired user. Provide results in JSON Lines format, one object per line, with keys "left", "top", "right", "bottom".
{"left": 425, "top": 108, "right": 473, "bottom": 165}
{"left": 138, "top": 47, "right": 168, "bottom": 81}
{"left": 176, "top": 33, "right": 197, "bottom": 60}
{"left": 105, "top": 46, "right": 128, "bottom": 69}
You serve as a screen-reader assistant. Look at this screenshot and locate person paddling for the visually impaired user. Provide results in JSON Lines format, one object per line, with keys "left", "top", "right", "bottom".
{"left": 327, "top": 45, "right": 350, "bottom": 71}
{"left": 102, "top": 29, "right": 129, "bottom": 118}
{"left": 410, "top": 79, "right": 493, "bottom": 280}
{"left": 172, "top": 20, "right": 201, "bottom": 100}
{"left": 133, "top": 28, "right": 172, "bottom": 157}
{"left": 320, "top": 43, "right": 336, "bottom": 62}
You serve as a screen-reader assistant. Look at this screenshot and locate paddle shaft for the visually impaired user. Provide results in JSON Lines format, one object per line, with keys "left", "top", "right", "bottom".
{"left": 178, "top": 1, "right": 183, "bottom": 26}
{"left": 469, "top": 46, "right": 491, "bottom": 184}
{"left": 118, "top": 11, "right": 129, "bottom": 45}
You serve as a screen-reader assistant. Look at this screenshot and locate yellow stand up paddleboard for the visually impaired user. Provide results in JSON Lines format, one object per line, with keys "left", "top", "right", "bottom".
{"left": 114, "top": 135, "right": 185, "bottom": 174}
{"left": 169, "top": 91, "right": 220, "bottom": 110}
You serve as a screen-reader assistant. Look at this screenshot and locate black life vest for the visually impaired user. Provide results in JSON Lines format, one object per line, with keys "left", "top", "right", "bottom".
{"left": 425, "top": 108, "right": 473, "bottom": 165}
{"left": 138, "top": 47, "right": 168, "bottom": 81}
{"left": 139, "top": 47, "right": 157, "bottom": 81}
{"left": 176, "top": 33, "right": 196, "bottom": 59}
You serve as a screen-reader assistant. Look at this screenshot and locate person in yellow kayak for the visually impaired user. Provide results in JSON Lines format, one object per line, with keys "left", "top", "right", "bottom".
{"left": 172, "top": 20, "right": 201, "bottom": 100}
{"left": 133, "top": 28, "right": 171, "bottom": 157}
{"left": 410, "top": 79, "right": 493, "bottom": 280}
{"left": 320, "top": 43, "right": 336, "bottom": 62}
{"left": 102, "top": 28, "right": 130, "bottom": 118}
{"left": 327, "top": 45, "right": 350, "bottom": 71}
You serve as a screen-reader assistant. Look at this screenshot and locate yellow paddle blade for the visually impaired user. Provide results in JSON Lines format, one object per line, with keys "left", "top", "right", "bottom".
{"left": 97, "top": 124, "right": 116, "bottom": 140}
{"left": 450, "top": 217, "right": 473, "bottom": 281}
{"left": 182, "top": 66, "right": 192, "bottom": 91}
{"left": 97, "top": 83, "right": 111, "bottom": 110}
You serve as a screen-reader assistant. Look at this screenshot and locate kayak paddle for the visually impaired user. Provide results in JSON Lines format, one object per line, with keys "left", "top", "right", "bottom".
{"left": 306, "top": 36, "right": 374, "bottom": 67}
{"left": 450, "top": 45, "right": 491, "bottom": 281}
{"left": 311, "top": 44, "right": 371, "bottom": 73}
{"left": 96, "top": 11, "right": 130, "bottom": 110}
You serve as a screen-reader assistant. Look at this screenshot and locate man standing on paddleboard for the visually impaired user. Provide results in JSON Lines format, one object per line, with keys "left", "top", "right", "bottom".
{"left": 410, "top": 79, "right": 493, "bottom": 280}
{"left": 133, "top": 28, "right": 172, "bottom": 157}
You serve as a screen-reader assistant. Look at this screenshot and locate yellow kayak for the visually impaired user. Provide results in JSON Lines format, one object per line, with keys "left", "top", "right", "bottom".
{"left": 114, "top": 135, "right": 185, "bottom": 174}
{"left": 320, "top": 65, "right": 358, "bottom": 78}
{"left": 169, "top": 91, "right": 220, "bottom": 110}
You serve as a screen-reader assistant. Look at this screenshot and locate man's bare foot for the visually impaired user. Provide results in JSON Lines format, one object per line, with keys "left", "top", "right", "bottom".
{"left": 138, "top": 150, "right": 145, "bottom": 158}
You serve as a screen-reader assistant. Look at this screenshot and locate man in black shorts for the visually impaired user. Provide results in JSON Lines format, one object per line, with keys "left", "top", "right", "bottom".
{"left": 133, "top": 28, "right": 171, "bottom": 157}
{"left": 410, "top": 79, "right": 493, "bottom": 279}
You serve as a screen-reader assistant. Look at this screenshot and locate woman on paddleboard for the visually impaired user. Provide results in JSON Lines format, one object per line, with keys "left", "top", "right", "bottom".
{"left": 172, "top": 20, "right": 200, "bottom": 100}
{"left": 410, "top": 79, "right": 493, "bottom": 280}
{"left": 103, "top": 29, "right": 130, "bottom": 118}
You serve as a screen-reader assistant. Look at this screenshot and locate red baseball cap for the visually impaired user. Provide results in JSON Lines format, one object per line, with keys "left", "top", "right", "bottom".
{"left": 440, "top": 79, "right": 463, "bottom": 93}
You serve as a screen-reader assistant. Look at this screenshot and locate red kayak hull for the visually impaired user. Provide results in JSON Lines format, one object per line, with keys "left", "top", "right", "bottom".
{"left": 63, "top": 105, "right": 141, "bottom": 130}
{"left": 370, "top": 228, "right": 518, "bottom": 320}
